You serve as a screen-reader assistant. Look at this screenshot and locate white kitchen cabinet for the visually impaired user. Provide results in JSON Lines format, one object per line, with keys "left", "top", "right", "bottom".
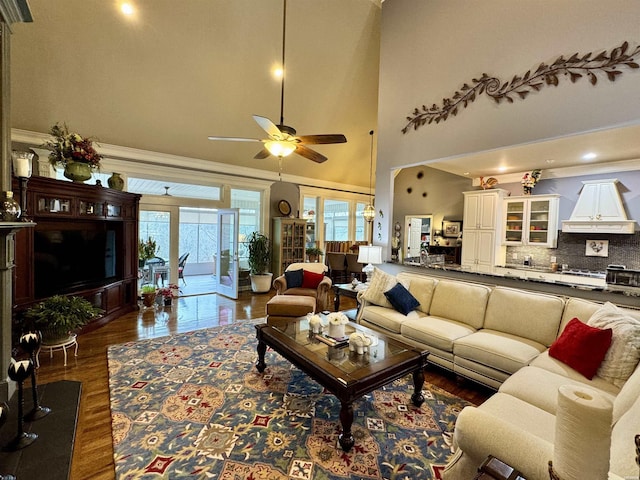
{"left": 461, "top": 189, "right": 507, "bottom": 272}
{"left": 493, "top": 266, "right": 527, "bottom": 279}
{"left": 503, "top": 194, "right": 559, "bottom": 247}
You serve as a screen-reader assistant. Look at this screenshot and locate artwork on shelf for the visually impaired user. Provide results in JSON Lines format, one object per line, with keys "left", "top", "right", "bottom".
{"left": 442, "top": 221, "right": 461, "bottom": 237}
{"left": 585, "top": 239, "right": 609, "bottom": 257}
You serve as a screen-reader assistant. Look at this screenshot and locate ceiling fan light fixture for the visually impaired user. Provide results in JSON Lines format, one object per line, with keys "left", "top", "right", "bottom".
{"left": 265, "top": 140, "right": 296, "bottom": 157}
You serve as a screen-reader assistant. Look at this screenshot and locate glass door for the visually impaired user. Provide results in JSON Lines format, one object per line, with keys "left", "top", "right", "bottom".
{"left": 216, "top": 209, "right": 239, "bottom": 299}
{"left": 504, "top": 199, "right": 525, "bottom": 245}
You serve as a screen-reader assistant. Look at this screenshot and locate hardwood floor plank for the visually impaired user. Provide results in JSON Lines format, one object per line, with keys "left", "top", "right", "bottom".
{"left": 35, "top": 290, "right": 490, "bottom": 479}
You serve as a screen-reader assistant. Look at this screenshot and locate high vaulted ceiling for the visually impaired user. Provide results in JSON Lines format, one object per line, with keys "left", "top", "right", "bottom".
{"left": 10, "top": 0, "right": 382, "bottom": 190}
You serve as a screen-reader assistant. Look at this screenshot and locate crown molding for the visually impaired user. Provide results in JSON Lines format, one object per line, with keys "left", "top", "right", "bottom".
{"left": 471, "top": 157, "right": 640, "bottom": 186}
{"left": 11, "top": 128, "right": 369, "bottom": 195}
{"left": 0, "top": 0, "right": 32, "bottom": 25}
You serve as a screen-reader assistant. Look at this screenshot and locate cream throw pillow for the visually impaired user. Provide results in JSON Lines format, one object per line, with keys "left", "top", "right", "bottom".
{"left": 362, "top": 268, "right": 400, "bottom": 308}
{"left": 587, "top": 302, "right": 640, "bottom": 387}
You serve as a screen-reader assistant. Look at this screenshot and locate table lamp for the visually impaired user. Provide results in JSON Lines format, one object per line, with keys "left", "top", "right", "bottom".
{"left": 357, "top": 245, "right": 382, "bottom": 283}
{"left": 11, "top": 151, "right": 34, "bottom": 222}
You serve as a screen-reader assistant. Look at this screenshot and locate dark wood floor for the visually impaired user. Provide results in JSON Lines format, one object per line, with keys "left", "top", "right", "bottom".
{"left": 35, "top": 290, "right": 492, "bottom": 480}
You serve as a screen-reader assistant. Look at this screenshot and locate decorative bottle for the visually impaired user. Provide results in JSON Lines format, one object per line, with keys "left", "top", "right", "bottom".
{"left": 0, "top": 191, "right": 21, "bottom": 221}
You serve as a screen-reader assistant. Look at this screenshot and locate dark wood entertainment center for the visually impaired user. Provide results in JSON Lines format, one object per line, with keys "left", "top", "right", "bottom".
{"left": 12, "top": 176, "right": 141, "bottom": 332}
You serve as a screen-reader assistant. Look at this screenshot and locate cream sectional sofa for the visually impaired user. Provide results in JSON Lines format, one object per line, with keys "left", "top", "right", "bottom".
{"left": 355, "top": 270, "right": 640, "bottom": 480}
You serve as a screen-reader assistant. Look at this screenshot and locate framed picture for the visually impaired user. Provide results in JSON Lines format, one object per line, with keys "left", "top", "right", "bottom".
{"left": 585, "top": 239, "right": 609, "bottom": 257}
{"left": 442, "top": 221, "right": 461, "bottom": 237}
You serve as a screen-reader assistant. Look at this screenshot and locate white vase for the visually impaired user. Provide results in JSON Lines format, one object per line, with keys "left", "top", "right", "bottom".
{"left": 329, "top": 323, "right": 345, "bottom": 339}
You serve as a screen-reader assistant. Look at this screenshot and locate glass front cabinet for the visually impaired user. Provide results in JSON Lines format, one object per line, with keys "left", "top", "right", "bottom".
{"left": 503, "top": 194, "right": 560, "bottom": 247}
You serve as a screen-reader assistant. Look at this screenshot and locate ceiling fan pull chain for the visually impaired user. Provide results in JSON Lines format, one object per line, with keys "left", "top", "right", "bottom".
{"left": 279, "top": 156, "right": 283, "bottom": 181}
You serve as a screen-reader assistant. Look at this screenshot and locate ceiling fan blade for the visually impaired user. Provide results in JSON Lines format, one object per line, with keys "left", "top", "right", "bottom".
{"left": 254, "top": 148, "right": 271, "bottom": 159}
{"left": 297, "top": 134, "right": 347, "bottom": 145}
{"left": 295, "top": 145, "right": 328, "bottom": 163}
{"left": 207, "top": 136, "right": 262, "bottom": 142}
{"left": 253, "top": 115, "right": 283, "bottom": 139}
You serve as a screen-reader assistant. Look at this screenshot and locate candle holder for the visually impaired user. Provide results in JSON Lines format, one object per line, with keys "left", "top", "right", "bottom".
{"left": 6, "top": 359, "right": 37, "bottom": 450}
{"left": 11, "top": 151, "right": 33, "bottom": 223}
{"left": 19, "top": 332, "right": 51, "bottom": 421}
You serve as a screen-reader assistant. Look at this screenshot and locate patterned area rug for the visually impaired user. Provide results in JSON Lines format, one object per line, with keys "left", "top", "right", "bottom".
{"left": 108, "top": 320, "right": 470, "bottom": 479}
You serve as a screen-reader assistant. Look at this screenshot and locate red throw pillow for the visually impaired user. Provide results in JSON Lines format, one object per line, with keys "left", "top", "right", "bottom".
{"left": 302, "top": 270, "right": 325, "bottom": 289}
{"left": 549, "top": 317, "right": 612, "bottom": 379}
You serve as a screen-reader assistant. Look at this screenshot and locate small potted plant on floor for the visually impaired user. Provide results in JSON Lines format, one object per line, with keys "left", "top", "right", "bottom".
{"left": 157, "top": 284, "right": 180, "bottom": 306}
{"left": 247, "top": 231, "right": 272, "bottom": 293}
{"left": 24, "top": 295, "right": 103, "bottom": 344}
{"left": 140, "top": 284, "right": 157, "bottom": 308}
{"left": 306, "top": 246, "right": 323, "bottom": 263}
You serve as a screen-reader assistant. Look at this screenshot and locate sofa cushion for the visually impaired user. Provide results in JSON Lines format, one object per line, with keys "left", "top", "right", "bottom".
{"left": 548, "top": 317, "right": 612, "bottom": 379}
{"left": 558, "top": 297, "right": 601, "bottom": 334}
{"left": 284, "top": 268, "right": 304, "bottom": 288}
{"left": 401, "top": 316, "right": 476, "bottom": 353}
{"left": 384, "top": 282, "right": 420, "bottom": 315}
{"left": 360, "top": 304, "right": 423, "bottom": 334}
{"left": 483, "top": 287, "right": 564, "bottom": 346}
{"left": 454, "top": 329, "right": 547, "bottom": 375}
{"left": 587, "top": 302, "right": 640, "bottom": 387}
{"left": 302, "top": 270, "right": 324, "bottom": 289}
{"left": 529, "top": 351, "right": 621, "bottom": 397}
{"left": 399, "top": 273, "right": 438, "bottom": 314}
{"left": 361, "top": 268, "right": 397, "bottom": 308}
{"left": 612, "top": 360, "right": 640, "bottom": 424}
{"left": 499, "top": 365, "right": 617, "bottom": 415}
{"left": 429, "top": 280, "right": 491, "bottom": 330}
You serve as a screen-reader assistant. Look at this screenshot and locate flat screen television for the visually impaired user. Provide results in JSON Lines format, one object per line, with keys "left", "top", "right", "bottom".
{"left": 34, "top": 227, "right": 118, "bottom": 298}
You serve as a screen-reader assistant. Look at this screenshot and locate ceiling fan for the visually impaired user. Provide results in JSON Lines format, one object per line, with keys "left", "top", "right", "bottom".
{"left": 207, "top": 0, "right": 346, "bottom": 164}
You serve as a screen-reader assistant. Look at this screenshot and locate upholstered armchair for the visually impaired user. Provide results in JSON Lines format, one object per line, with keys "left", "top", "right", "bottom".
{"left": 272, "top": 262, "right": 332, "bottom": 312}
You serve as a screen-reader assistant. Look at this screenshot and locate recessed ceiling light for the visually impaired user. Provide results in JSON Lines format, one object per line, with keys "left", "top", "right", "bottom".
{"left": 497, "top": 166, "right": 507, "bottom": 173}
{"left": 545, "top": 159, "right": 555, "bottom": 164}
{"left": 582, "top": 152, "right": 597, "bottom": 160}
{"left": 463, "top": 172, "right": 470, "bottom": 175}
{"left": 273, "top": 67, "right": 284, "bottom": 79}
{"left": 120, "top": 2, "right": 135, "bottom": 15}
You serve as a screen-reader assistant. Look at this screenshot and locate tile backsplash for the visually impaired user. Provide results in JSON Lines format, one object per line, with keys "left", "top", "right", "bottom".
{"left": 507, "top": 231, "right": 640, "bottom": 271}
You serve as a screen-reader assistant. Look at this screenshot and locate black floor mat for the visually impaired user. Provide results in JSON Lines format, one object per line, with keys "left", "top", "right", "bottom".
{"left": 0, "top": 381, "right": 81, "bottom": 479}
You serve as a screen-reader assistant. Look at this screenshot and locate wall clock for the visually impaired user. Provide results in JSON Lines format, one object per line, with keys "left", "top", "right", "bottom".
{"left": 278, "top": 199, "right": 292, "bottom": 216}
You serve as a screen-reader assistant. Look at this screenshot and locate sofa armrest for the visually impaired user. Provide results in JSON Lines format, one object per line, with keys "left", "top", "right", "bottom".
{"left": 316, "top": 276, "right": 333, "bottom": 311}
{"left": 273, "top": 275, "right": 287, "bottom": 294}
{"left": 355, "top": 290, "right": 371, "bottom": 323}
{"left": 452, "top": 406, "right": 553, "bottom": 480}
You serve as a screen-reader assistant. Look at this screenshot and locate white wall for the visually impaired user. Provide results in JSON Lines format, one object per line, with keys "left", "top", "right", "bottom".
{"left": 376, "top": 0, "right": 640, "bottom": 255}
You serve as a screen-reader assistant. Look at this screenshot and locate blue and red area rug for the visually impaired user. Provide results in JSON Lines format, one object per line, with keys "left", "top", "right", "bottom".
{"left": 107, "top": 320, "right": 469, "bottom": 479}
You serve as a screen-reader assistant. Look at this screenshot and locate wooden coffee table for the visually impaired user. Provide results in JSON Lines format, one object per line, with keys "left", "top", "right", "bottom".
{"left": 255, "top": 316, "right": 429, "bottom": 452}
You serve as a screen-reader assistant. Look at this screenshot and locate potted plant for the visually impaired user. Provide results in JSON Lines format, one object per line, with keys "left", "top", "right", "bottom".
{"left": 247, "top": 231, "right": 272, "bottom": 293}
{"left": 42, "top": 123, "right": 103, "bottom": 183}
{"left": 138, "top": 237, "right": 157, "bottom": 268}
{"left": 157, "top": 284, "right": 180, "bottom": 306}
{"left": 140, "top": 284, "right": 157, "bottom": 308}
{"left": 306, "top": 246, "right": 323, "bottom": 263}
{"left": 24, "top": 295, "right": 103, "bottom": 344}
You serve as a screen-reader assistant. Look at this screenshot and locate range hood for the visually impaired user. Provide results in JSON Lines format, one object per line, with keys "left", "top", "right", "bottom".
{"left": 561, "top": 179, "right": 636, "bottom": 234}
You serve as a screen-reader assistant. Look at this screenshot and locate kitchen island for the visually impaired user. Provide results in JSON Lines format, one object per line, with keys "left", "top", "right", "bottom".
{"left": 382, "top": 261, "right": 640, "bottom": 309}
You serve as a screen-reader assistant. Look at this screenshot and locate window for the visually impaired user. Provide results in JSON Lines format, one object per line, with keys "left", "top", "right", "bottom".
{"left": 139, "top": 211, "right": 170, "bottom": 261}
{"left": 355, "top": 202, "right": 366, "bottom": 241}
{"left": 323, "top": 199, "right": 349, "bottom": 241}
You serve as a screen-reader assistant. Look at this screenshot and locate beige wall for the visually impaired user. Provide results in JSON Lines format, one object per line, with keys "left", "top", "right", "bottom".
{"left": 376, "top": 0, "right": 640, "bottom": 256}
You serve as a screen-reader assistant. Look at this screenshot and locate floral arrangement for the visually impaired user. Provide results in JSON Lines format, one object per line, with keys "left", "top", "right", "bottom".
{"left": 326, "top": 312, "right": 348, "bottom": 326}
{"left": 158, "top": 284, "right": 180, "bottom": 298}
{"left": 43, "top": 123, "right": 103, "bottom": 170}
{"left": 138, "top": 237, "right": 157, "bottom": 261}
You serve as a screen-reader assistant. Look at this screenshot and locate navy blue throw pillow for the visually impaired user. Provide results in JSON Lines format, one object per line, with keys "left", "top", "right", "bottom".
{"left": 284, "top": 269, "right": 304, "bottom": 288}
{"left": 384, "top": 282, "right": 420, "bottom": 315}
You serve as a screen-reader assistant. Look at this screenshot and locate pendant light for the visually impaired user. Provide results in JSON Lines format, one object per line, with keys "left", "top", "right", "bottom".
{"left": 362, "top": 130, "right": 376, "bottom": 223}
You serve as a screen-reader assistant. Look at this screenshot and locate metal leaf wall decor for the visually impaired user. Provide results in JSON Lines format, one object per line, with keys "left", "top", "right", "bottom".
{"left": 402, "top": 41, "right": 640, "bottom": 133}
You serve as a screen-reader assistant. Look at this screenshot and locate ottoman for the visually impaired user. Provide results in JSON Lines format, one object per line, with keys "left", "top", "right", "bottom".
{"left": 266, "top": 295, "right": 316, "bottom": 328}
